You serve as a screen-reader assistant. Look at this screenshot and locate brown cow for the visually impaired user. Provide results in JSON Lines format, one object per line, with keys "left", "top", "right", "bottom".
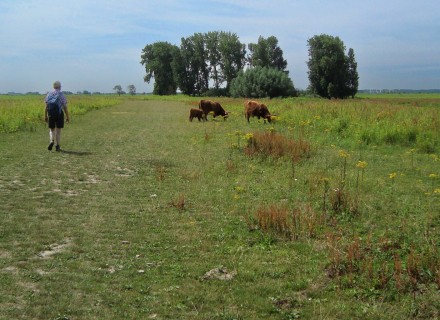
{"left": 199, "top": 99, "right": 228, "bottom": 120}
{"left": 189, "top": 108, "right": 205, "bottom": 122}
{"left": 244, "top": 100, "right": 272, "bottom": 123}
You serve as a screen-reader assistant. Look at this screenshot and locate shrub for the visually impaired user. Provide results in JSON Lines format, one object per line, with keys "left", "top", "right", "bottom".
{"left": 229, "top": 66, "right": 297, "bottom": 98}
{"left": 201, "top": 88, "right": 229, "bottom": 97}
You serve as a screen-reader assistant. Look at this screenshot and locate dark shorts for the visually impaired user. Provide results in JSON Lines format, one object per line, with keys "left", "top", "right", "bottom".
{"left": 48, "top": 111, "right": 64, "bottom": 129}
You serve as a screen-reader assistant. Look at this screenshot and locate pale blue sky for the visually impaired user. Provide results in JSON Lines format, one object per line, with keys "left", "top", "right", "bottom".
{"left": 0, "top": 0, "right": 439, "bottom": 93}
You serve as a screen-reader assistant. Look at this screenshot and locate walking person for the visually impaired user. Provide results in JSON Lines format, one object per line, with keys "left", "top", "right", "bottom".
{"left": 44, "top": 81, "right": 70, "bottom": 151}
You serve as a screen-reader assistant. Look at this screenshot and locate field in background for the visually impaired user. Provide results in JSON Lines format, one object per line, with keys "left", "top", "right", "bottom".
{"left": 0, "top": 94, "right": 124, "bottom": 133}
{"left": 0, "top": 94, "right": 439, "bottom": 319}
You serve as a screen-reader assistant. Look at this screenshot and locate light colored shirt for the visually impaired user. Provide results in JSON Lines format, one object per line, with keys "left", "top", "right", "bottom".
{"left": 45, "top": 89, "right": 67, "bottom": 111}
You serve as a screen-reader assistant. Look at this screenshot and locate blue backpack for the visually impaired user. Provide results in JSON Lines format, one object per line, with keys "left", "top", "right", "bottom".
{"left": 47, "top": 93, "right": 60, "bottom": 117}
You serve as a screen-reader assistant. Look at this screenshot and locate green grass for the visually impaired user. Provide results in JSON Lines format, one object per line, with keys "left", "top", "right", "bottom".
{"left": 0, "top": 94, "right": 124, "bottom": 133}
{"left": 0, "top": 95, "right": 439, "bottom": 319}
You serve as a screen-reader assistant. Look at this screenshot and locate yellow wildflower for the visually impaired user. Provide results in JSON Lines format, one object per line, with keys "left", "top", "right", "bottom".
{"left": 356, "top": 161, "right": 368, "bottom": 169}
{"left": 389, "top": 172, "right": 397, "bottom": 179}
{"left": 300, "top": 120, "right": 311, "bottom": 126}
{"left": 339, "top": 150, "right": 349, "bottom": 158}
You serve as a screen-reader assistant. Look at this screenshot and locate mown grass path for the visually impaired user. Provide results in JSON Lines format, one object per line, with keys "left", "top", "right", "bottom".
{"left": 0, "top": 100, "right": 320, "bottom": 319}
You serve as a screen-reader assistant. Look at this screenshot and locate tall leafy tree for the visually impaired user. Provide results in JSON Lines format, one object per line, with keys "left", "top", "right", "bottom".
{"left": 140, "top": 42, "right": 179, "bottom": 95}
{"left": 175, "top": 33, "right": 209, "bottom": 96}
{"left": 346, "top": 48, "right": 359, "bottom": 98}
{"left": 205, "top": 31, "right": 222, "bottom": 90}
{"left": 172, "top": 37, "right": 196, "bottom": 95}
{"left": 248, "top": 36, "right": 287, "bottom": 71}
{"left": 191, "top": 33, "right": 210, "bottom": 95}
{"left": 127, "top": 84, "right": 136, "bottom": 95}
{"left": 113, "top": 85, "right": 123, "bottom": 96}
{"left": 141, "top": 32, "right": 294, "bottom": 97}
{"left": 218, "top": 32, "right": 246, "bottom": 91}
{"left": 307, "top": 34, "right": 352, "bottom": 99}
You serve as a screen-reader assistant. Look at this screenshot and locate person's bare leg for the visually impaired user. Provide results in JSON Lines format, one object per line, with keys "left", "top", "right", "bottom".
{"left": 48, "top": 129, "right": 55, "bottom": 150}
{"left": 55, "top": 128, "right": 62, "bottom": 151}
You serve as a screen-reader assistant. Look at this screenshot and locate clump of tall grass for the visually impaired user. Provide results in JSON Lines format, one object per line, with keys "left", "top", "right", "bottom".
{"left": 325, "top": 233, "right": 440, "bottom": 295}
{"left": 248, "top": 203, "right": 325, "bottom": 240}
{"left": 171, "top": 193, "right": 185, "bottom": 211}
{"left": 155, "top": 165, "right": 166, "bottom": 181}
{"left": 244, "top": 130, "right": 311, "bottom": 160}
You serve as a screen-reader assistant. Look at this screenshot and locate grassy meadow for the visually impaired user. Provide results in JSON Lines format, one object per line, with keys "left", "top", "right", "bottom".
{"left": 0, "top": 94, "right": 124, "bottom": 133}
{"left": 0, "top": 94, "right": 439, "bottom": 319}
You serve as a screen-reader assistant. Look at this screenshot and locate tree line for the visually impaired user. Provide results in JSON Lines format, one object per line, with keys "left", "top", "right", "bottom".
{"left": 113, "top": 84, "right": 137, "bottom": 96}
{"left": 140, "top": 32, "right": 359, "bottom": 99}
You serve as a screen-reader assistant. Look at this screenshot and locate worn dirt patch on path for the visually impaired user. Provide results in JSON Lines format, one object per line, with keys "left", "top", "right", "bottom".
{"left": 36, "top": 238, "right": 73, "bottom": 259}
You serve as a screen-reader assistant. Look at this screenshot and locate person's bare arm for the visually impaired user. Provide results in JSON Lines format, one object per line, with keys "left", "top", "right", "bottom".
{"left": 64, "top": 105, "right": 70, "bottom": 123}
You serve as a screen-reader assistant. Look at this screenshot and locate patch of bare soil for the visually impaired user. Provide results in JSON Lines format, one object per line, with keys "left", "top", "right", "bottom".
{"left": 201, "top": 267, "right": 237, "bottom": 281}
{"left": 36, "top": 238, "right": 73, "bottom": 259}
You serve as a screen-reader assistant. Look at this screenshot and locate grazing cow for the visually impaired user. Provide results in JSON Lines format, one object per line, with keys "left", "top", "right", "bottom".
{"left": 199, "top": 99, "right": 228, "bottom": 120}
{"left": 244, "top": 100, "right": 272, "bottom": 123}
{"left": 189, "top": 108, "right": 205, "bottom": 122}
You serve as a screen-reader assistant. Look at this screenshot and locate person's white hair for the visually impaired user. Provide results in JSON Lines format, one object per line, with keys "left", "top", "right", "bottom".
{"left": 53, "top": 81, "right": 61, "bottom": 89}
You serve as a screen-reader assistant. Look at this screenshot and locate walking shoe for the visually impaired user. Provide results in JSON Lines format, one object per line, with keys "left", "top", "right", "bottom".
{"left": 55, "top": 145, "right": 61, "bottom": 152}
{"left": 48, "top": 141, "right": 54, "bottom": 151}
